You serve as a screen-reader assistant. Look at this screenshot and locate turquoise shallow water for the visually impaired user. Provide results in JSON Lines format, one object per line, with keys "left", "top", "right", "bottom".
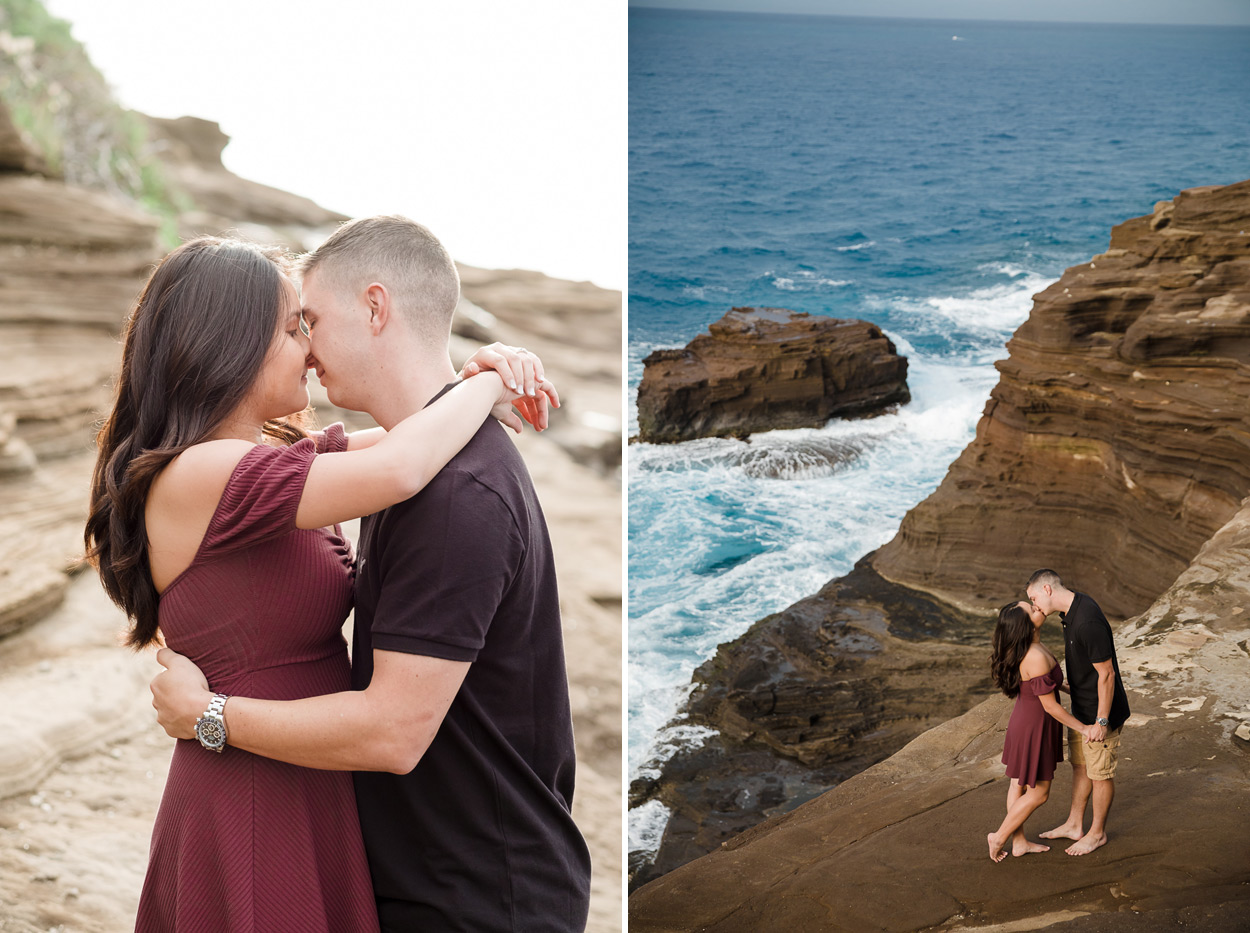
{"left": 627, "top": 7, "right": 1250, "bottom": 852}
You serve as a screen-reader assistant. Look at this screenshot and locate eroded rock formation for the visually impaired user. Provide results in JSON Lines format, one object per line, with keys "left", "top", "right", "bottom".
{"left": 632, "top": 180, "right": 1250, "bottom": 891}
{"left": 145, "top": 115, "right": 347, "bottom": 250}
{"left": 636, "top": 307, "right": 909, "bottom": 444}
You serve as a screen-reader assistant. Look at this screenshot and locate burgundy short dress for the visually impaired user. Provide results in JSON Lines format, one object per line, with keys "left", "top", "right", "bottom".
{"left": 136, "top": 425, "right": 379, "bottom": 933}
{"left": 1001, "top": 662, "right": 1065, "bottom": 788}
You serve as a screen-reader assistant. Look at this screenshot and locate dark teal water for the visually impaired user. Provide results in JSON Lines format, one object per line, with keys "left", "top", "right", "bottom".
{"left": 628, "top": 6, "right": 1250, "bottom": 851}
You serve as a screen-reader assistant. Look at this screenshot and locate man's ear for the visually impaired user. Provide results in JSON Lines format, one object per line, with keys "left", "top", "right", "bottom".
{"left": 364, "top": 283, "right": 391, "bottom": 335}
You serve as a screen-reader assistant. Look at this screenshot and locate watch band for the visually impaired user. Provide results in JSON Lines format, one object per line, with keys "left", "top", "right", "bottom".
{"left": 206, "top": 693, "right": 228, "bottom": 719}
{"left": 1096, "top": 717, "right": 1110, "bottom": 727}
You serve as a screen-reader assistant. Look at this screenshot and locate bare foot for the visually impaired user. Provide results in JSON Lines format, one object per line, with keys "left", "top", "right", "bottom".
{"left": 987, "top": 833, "right": 1007, "bottom": 862}
{"left": 1066, "top": 832, "right": 1107, "bottom": 856}
{"left": 1039, "top": 821, "right": 1083, "bottom": 842}
{"left": 1012, "top": 837, "right": 1051, "bottom": 856}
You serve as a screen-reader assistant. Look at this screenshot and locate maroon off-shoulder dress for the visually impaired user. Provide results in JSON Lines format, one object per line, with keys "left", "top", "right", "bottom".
{"left": 1001, "top": 662, "right": 1065, "bottom": 788}
{"left": 136, "top": 425, "right": 379, "bottom": 933}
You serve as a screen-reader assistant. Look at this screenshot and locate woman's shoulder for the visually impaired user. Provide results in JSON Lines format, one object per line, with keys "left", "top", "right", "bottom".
{"left": 150, "top": 440, "right": 256, "bottom": 507}
{"left": 1019, "top": 645, "right": 1055, "bottom": 680}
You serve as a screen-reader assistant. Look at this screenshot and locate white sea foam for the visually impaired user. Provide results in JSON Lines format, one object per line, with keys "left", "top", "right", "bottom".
{"left": 835, "top": 240, "right": 875, "bottom": 251}
{"left": 682, "top": 283, "right": 729, "bottom": 299}
{"left": 764, "top": 268, "right": 852, "bottom": 291}
{"left": 629, "top": 799, "right": 671, "bottom": 856}
{"left": 870, "top": 271, "right": 1053, "bottom": 340}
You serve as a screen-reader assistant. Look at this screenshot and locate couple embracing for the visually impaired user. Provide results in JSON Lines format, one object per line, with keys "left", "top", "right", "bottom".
{"left": 987, "top": 570, "right": 1131, "bottom": 863}
{"left": 85, "top": 216, "right": 591, "bottom": 931}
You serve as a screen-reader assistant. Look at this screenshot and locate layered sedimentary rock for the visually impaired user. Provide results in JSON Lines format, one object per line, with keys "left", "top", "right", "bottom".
{"left": 0, "top": 173, "right": 163, "bottom": 638}
{"left": 632, "top": 180, "right": 1250, "bottom": 888}
{"left": 630, "top": 494, "right": 1250, "bottom": 931}
{"left": 145, "top": 115, "right": 347, "bottom": 250}
{"left": 636, "top": 307, "right": 909, "bottom": 443}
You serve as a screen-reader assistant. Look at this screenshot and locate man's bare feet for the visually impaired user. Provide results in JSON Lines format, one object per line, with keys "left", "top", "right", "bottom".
{"left": 1066, "top": 832, "right": 1107, "bottom": 856}
{"left": 1039, "top": 821, "right": 1083, "bottom": 842}
{"left": 1012, "top": 837, "right": 1050, "bottom": 856}
{"left": 987, "top": 833, "right": 1007, "bottom": 862}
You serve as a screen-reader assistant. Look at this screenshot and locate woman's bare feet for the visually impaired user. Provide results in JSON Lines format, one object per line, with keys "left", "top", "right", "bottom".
{"left": 1039, "top": 820, "right": 1083, "bottom": 842}
{"left": 987, "top": 833, "right": 1007, "bottom": 862}
{"left": 1066, "top": 831, "right": 1107, "bottom": 855}
{"left": 1012, "top": 837, "right": 1050, "bottom": 856}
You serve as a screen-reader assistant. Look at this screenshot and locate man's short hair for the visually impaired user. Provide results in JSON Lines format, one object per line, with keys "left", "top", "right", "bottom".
{"left": 297, "top": 215, "right": 460, "bottom": 347}
{"left": 1027, "top": 569, "right": 1064, "bottom": 591}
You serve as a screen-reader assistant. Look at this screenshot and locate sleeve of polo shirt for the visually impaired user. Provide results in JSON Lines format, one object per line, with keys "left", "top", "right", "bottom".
{"left": 1077, "top": 619, "right": 1116, "bottom": 665}
{"left": 368, "top": 467, "right": 523, "bottom": 663}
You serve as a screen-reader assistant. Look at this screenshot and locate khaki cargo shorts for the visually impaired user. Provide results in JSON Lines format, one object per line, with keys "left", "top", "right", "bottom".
{"left": 1067, "top": 726, "right": 1122, "bottom": 781}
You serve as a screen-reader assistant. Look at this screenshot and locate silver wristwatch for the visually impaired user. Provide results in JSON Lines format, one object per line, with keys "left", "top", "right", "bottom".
{"left": 1096, "top": 717, "right": 1110, "bottom": 727}
{"left": 195, "top": 693, "right": 230, "bottom": 753}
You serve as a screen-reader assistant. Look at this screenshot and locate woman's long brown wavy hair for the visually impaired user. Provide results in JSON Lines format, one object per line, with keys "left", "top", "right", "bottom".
{"left": 85, "top": 237, "right": 309, "bottom": 649}
{"left": 990, "top": 602, "right": 1036, "bottom": 699}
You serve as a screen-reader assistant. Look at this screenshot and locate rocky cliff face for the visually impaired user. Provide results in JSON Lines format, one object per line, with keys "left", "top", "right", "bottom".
{"left": 631, "top": 180, "right": 1250, "bottom": 891}
{"left": 636, "top": 307, "right": 909, "bottom": 443}
{"left": 873, "top": 181, "right": 1250, "bottom": 620}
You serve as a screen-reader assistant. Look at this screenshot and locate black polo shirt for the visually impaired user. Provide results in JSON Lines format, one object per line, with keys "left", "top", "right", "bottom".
{"left": 351, "top": 389, "right": 590, "bottom": 932}
{"left": 1059, "top": 591, "right": 1130, "bottom": 731}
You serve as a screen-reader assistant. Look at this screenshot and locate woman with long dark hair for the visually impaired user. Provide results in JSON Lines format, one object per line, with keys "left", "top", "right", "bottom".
{"left": 986, "top": 601, "right": 1094, "bottom": 862}
{"left": 85, "top": 236, "right": 553, "bottom": 931}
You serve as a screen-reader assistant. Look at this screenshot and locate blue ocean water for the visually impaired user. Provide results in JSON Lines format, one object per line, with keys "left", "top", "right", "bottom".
{"left": 627, "top": 8, "right": 1250, "bottom": 853}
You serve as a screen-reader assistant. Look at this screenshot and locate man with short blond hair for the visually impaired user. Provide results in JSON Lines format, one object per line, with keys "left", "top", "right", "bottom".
{"left": 1026, "top": 569, "right": 1130, "bottom": 857}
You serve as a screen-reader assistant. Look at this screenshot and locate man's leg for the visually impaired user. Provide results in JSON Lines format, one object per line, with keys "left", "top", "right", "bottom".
{"left": 1041, "top": 731, "right": 1090, "bottom": 842}
{"left": 1065, "top": 726, "right": 1120, "bottom": 854}
{"left": 1067, "top": 777, "right": 1113, "bottom": 855}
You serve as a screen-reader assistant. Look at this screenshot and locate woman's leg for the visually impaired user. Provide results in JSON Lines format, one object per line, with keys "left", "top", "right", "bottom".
{"left": 988, "top": 779, "right": 1052, "bottom": 861}
{"left": 1005, "top": 779, "right": 1050, "bottom": 857}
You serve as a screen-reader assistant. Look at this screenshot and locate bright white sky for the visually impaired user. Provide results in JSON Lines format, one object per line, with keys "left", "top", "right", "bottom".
{"left": 44, "top": 0, "right": 626, "bottom": 291}
{"left": 630, "top": 0, "right": 1250, "bottom": 26}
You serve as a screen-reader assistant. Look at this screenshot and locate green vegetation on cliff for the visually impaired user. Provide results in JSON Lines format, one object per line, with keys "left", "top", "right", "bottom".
{"left": 0, "top": 0, "right": 186, "bottom": 241}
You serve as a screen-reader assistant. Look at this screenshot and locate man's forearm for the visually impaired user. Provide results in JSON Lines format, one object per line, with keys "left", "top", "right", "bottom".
{"left": 1096, "top": 669, "right": 1114, "bottom": 722}
{"left": 223, "top": 690, "right": 415, "bottom": 773}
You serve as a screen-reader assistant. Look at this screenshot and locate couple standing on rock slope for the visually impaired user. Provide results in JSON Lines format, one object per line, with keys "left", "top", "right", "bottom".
{"left": 987, "top": 569, "right": 1131, "bottom": 863}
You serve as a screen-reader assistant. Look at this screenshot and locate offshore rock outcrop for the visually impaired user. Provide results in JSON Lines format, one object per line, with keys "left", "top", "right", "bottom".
{"left": 636, "top": 307, "right": 909, "bottom": 443}
{"left": 631, "top": 180, "right": 1250, "bottom": 892}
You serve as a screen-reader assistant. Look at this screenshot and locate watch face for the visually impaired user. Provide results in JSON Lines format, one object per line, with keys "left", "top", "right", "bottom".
{"left": 196, "top": 716, "right": 227, "bottom": 749}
